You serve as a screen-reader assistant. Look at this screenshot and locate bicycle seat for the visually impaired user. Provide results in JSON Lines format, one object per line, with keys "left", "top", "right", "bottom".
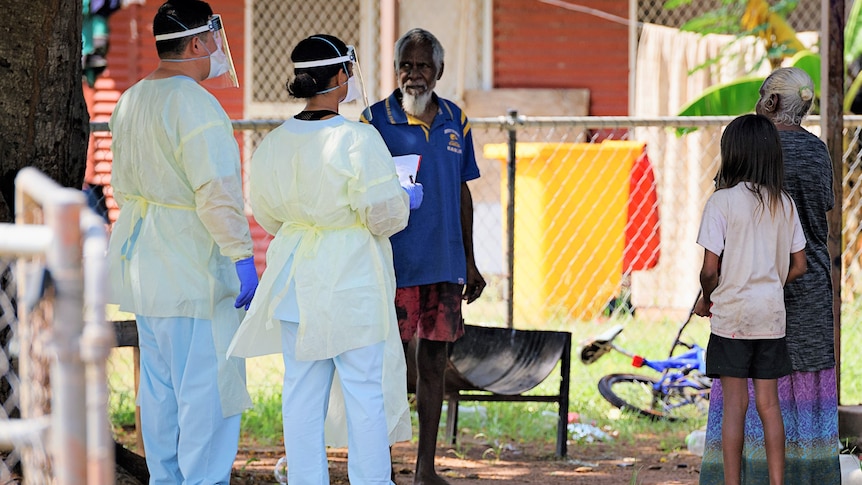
{"left": 579, "top": 324, "right": 624, "bottom": 365}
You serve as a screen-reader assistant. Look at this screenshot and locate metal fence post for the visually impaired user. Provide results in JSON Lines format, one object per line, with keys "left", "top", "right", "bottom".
{"left": 13, "top": 168, "right": 91, "bottom": 484}
{"left": 505, "top": 109, "right": 518, "bottom": 329}
{"left": 80, "top": 210, "right": 115, "bottom": 485}
{"left": 31, "top": 173, "right": 88, "bottom": 485}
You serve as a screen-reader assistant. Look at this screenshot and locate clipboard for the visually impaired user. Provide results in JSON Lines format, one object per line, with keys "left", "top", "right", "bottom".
{"left": 393, "top": 154, "right": 422, "bottom": 185}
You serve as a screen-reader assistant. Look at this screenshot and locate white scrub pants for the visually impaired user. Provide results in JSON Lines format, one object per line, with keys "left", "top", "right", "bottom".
{"left": 136, "top": 315, "right": 240, "bottom": 485}
{"left": 280, "top": 321, "right": 393, "bottom": 485}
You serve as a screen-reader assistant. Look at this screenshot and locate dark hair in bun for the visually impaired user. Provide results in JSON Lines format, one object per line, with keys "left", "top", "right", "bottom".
{"left": 287, "top": 34, "right": 349, "bottom": 99}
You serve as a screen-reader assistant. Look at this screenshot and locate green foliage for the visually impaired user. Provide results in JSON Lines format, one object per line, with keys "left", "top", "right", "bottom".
{"left": 668, "top": 0, "right": 862, "bottom": 119}
{"left": 111, "top": 305, "right": 862, "bottom": 452}
{"left": 679, "top": 5, "right": 746, "bottom": 35}
{"left": 103, "top": 316, "right": 715, "bottom": 449}
{"left": 240, "top": 387, "right": 284, "bottom": 445}
{"left": 661, "top": 0, "right": 693, "bottom": 9}
{"left": 847, "top": 0, "right": 862, "bottom": 66}
{"left": 675, "top": 51, "right": 821, "bottom": 135}
{"left": 109, "top": 389, "right": 136, "bottom": 428}
{"left": 670, "top": 0, "right": 798, "bottom": 36}
{"left": 442, "top": 316, "right": 709, "bottom": 453}
{"left": 771, "top": 0, "right": 799, "bottom": 18}
{"left": 677, "top": 77, "right": 765, "bottom": 117}
{"left": 841, "top": 298, "right": 862, "bottom": 405}
{"left": 789, "top": 50, "right": 821, "bottom": 93}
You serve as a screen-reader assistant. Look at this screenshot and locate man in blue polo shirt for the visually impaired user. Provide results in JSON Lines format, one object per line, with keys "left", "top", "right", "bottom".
{"left": 363, "top": 28, "right": 486, "bottom": 485}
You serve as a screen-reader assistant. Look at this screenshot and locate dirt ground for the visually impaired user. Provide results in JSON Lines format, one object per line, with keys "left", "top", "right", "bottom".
{"left": 230, "top": 435, "right": 704, "bottom": 484}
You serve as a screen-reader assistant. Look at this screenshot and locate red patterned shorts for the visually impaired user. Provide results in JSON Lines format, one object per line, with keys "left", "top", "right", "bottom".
{"left": 395, "top": 283, "right": 465, "bottom": 342}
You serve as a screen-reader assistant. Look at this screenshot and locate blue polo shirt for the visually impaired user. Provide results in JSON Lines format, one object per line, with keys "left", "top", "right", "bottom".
{"left": 363, "top": 90, "right": 480, "bottom": 288}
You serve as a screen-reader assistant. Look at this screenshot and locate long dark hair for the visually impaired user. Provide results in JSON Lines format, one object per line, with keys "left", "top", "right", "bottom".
{"left": 716, "top": 114, "right": 788, "bottom": 216}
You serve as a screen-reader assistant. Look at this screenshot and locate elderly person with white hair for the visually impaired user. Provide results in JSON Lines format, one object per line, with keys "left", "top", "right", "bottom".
{"left": 698, "top": 66, "right": 839, "bottom": 485}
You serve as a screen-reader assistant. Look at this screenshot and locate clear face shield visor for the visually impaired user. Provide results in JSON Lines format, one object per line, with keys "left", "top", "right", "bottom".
{"left": 155, "top": 14, "right": 239, "bottom": 88}
{"left": 294, "top": 45, "right": 372, "bottom": 120}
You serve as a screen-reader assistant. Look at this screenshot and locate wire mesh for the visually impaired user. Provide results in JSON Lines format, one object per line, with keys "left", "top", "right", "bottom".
{"left": 17, "top": 261, "right": 53, "bottom": 485}
{"left": 0, "top": 169, "right": 117, "bottom": 484}
{"left": 88, "top": 113, "right": 862, "bottom": 410}
{"left": 2, "top": 230, "right": 55, "bottom": 483}
{"left": 639, "top": 0, "right": 828, "bottom": 32}
{"left": 0, "top": 259, "right": 21, "bottom": 481}
{"left": 250, "top": 0, "right": 365, "bottom": 104}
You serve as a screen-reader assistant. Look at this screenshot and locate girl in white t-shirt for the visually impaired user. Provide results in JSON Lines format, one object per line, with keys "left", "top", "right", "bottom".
{"left": 694, "top": 113, "right": 807, "bottom": 485}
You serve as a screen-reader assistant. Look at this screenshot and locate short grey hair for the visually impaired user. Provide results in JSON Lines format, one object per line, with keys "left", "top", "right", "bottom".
{"left": 393, "top": 28, "right": 445, "bottom": 74}
{"left": 760, "top": 67, "right": 815, "bottom": 126}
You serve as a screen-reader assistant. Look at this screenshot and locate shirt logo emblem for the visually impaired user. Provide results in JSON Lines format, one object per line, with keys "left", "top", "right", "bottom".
{"left": 445, "top": 129, "right": 462, "bottom": 154}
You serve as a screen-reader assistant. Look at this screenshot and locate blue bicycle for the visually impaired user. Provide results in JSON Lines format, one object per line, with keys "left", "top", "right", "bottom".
{"left": 580, "top": 302, "right": 712, "bottom": 420}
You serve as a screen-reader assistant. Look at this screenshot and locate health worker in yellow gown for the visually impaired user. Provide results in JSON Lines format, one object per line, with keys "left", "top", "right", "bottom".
{"left": 107, "top": 1, "right": 258, "bottom": 483}
{"left": 227, "top": 34, "right": 423, "bottom": 485}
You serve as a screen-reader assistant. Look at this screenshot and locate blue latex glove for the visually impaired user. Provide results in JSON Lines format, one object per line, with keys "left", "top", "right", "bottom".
{"left": 403, "top": 182, "right": 424, "bottom": 210}
{"left": 234, "top": 256, "right": 259, "bottom": 311}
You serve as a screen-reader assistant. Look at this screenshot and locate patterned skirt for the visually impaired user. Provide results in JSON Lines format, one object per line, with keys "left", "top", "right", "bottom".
{"left": 699, "top": 369, "right": 841, "bottom": 484}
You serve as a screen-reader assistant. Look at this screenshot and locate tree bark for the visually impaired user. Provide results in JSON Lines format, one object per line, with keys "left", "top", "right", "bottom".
{"left": 0, "top": 1, "right": 126, "bottom": 482}
{"left": 0, "top": 0, "right": 89, "bottom": 223}
{"left": 0, "top": 0, "right": 89, "bottom": 411}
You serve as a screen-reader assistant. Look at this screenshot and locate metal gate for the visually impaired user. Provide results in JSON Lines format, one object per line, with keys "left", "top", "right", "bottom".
{"left": 0, "top": 168, "right": 115, "bottom": 484}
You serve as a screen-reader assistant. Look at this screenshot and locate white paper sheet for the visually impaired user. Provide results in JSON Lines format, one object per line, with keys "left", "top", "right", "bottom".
{"left": 393, "top": 154, "right": 421, "bottom": 185}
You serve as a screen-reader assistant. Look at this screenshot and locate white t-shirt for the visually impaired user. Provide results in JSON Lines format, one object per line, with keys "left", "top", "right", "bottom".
{"left": 697, "top": 183, "right": 806, "bottom": 339}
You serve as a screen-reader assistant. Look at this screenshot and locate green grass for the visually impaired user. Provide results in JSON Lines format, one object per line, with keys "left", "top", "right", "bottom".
{"left": 240, "top": 387, "right": 284, "bottom": 445}
{"left": 109, "top": 300, "right": 862, "bottom": 453}
{"left": 446, "top": 313, "right": 711, "bottom": 453}
{"left": 106, "top": 312, "right": 712, "bottom": 452}
{"left": 108, "top": 388, "right": 136, "bottom": 428}
{"left": 842, "top": 297, "right": 862, "bottom": 405}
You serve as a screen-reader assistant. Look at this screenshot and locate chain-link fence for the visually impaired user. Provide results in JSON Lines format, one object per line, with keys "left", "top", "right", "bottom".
{"left": 243, "top": 0, "right": 486, "bottom": 116}
{"left": 88, "top": 113, "right": 862, "bottom": 405}
{"left": 250, "top": 0, "right": 370, "bottom": 103}
{"left": 0, "top": 258, "right": 22, "bottom": 481}
{"left": 639, "top": 0, "right": 831, "bottom": 32}
{"left": 0, "top": 168, "right": 115, "bottom": 484}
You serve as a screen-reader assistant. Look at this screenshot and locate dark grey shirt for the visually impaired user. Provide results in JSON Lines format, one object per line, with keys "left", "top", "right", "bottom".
{"left": 780, "top": 129, "right": 835, "bottom": 372}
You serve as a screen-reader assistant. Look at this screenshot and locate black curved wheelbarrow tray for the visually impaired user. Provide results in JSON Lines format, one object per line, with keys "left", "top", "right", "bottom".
{"left": 406, "top": 324, "right": 572, "bottom": 457}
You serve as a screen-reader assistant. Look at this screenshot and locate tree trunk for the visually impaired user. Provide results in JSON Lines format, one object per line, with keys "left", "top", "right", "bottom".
{"left": 0, "top": 0, "right": 89, "bottom": 411}
{"left": 0, "top": 0, "right": 89, "bottom": 223}
{"left": 0, "top": 1, "right": 147, "bottom": 483}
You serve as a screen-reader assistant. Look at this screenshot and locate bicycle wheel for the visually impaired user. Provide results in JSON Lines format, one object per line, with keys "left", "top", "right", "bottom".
{"left": 598, "top": 373, "right": 709, "bottom": 420}
{"left": 598, "top": 373, "right": 668, "bottom": 419}
{"left": 659, "top": 380, "right": 710, "bottom": 420}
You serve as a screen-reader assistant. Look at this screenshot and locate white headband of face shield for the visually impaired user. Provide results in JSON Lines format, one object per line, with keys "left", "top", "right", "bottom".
{"left": 293, "top": 42, "right": 358, "bottom": 98}
{"left": 293, "top": 45, "right": 356, "bottom": 69}
{"left": 293, "top": 41, "right": 369, "bottom": 114}
{"left": 154, "top": 15, "right": 222, "bottom": 41}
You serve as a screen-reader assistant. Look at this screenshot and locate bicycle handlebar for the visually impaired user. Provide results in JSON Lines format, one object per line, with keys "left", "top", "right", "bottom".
{"left": 633, "top": 345, "right": 706, "bottom": 374}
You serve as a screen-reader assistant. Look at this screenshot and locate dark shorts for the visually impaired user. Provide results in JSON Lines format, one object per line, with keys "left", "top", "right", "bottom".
{"left": 395, "top": 283, "right": 465, "bottom": 342}
{"left": 705, "top": 333, "right": 792, "bottom": 379}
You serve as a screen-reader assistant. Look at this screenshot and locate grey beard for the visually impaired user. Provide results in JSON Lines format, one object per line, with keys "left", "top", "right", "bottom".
{"left": 401, "top": 90, "right": 432, "bottom": 117}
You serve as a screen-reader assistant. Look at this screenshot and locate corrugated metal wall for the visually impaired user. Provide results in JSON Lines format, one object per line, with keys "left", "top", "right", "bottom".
{"left": 492, "top": 0, "right": 629, "bottom": 116}
{"left": 85, "top": 1, "right": 246, "bottom": 223}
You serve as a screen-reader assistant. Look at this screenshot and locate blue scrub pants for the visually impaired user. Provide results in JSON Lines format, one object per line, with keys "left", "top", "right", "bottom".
{"left": 280, "top": 321, "right": 393, "bottom": 485}
{"left": 136, "top": 315, "right": 240, "bottom": 485}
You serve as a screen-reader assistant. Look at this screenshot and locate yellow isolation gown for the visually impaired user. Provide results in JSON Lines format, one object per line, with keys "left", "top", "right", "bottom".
{"left": 107, "top": 76, "right": 254, "bottom": 417}
{"left": 228, "top": 115, "right": 412, "bottom": 446}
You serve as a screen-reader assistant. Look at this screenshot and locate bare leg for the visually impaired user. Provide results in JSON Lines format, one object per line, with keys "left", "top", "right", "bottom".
{"left": 413, "top": 338, "right": 449, "bottom": 485}
{"left": 721, "top": 376, "right": 749, "bottom": 485}
{"left": 753, "top": 378, "right": 784, "bottom": 485}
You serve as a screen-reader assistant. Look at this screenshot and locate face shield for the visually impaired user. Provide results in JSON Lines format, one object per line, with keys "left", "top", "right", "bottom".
{"left": 294, "top": 44, "right": 372, "bottom": 120}
{"left": 155, "top": 14, "right": 239, "bottom": 88}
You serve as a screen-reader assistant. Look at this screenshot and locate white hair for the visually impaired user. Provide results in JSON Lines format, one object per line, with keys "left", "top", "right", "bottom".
{"left": 760, "top": 67, "right": 815, "bottom": 126}
{"left": 393, "top": 28, "right": 444, "bottom": 73}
